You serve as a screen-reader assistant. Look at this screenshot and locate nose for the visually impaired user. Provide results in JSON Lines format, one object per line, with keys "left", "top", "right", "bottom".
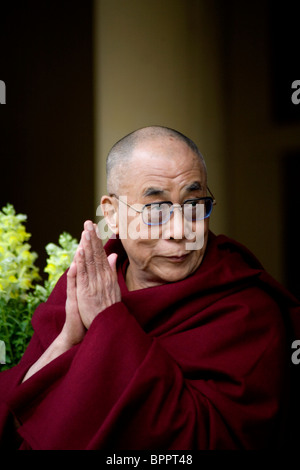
{"left": 162, "top": 205, "right": 185, "bottom": 240}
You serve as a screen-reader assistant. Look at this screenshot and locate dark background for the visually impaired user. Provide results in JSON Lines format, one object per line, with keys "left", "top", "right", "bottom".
{"left": 269, "top": 1, "right": 300, "bottom": 299}
{"left": 0, "top": 1, "right": 94, "bottom": 276}
{"left": 270, "top": 1, "right": 300, "bottom": 125}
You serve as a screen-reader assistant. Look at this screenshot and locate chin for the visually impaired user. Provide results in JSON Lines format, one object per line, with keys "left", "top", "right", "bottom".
{"left": 156, "top": 263, "right": 199, "bottom": 284}
{"left": 156, "top": 251, "right": 204, "bottom": 283}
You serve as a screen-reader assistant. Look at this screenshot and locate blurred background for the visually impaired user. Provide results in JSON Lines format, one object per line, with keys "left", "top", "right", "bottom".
{"left": 0, "top": 0, "right": 300, "bottom": 298}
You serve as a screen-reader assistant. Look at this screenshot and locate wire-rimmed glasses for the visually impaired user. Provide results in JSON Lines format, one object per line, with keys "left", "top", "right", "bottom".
{"left": 111, "top": 188, "right": 216, "bottom": 226}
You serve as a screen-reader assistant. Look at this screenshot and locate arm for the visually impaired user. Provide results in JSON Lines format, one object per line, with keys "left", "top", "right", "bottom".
{"left": 21, "top": 331, "right": 73, "bottom": 383}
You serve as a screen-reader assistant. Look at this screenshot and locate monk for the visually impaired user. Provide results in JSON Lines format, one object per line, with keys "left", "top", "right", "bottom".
{"left": 0, "top": 126, "right": 299, "bottom": 449}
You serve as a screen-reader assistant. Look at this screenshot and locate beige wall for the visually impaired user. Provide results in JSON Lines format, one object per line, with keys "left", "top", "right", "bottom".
{"left": 93, "top": 0, "right": 229, "bottom": 237}
{"left": 93, "top": 0, "right": 300, "bottom": 285}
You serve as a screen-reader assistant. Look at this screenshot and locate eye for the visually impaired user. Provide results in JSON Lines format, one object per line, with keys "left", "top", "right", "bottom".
{"left": 185, "top": 199, "right": 199, "bottom": 207}
{"left": 152, "top": 204, "right": 163, "bottom": 211}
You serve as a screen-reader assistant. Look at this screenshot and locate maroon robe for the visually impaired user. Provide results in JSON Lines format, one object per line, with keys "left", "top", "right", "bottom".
{"left": 0, "top": 232, "right": 299, "bottom": 450}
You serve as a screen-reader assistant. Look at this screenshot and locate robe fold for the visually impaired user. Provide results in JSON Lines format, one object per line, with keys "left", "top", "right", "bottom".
{"left": 0, "top": 232, "right": 299, "bottom": 450}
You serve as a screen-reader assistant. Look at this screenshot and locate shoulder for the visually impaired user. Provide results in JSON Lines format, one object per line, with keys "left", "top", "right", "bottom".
{"left": 202, "top": 232, "right": 297, "bottom": 332}
{"left": 206, "top": 232, "right": 298, "bottom": 306}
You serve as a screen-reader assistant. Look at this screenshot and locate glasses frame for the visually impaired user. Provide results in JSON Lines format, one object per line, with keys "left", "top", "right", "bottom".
{"left": 111, "top": 187, "right": 216, "bottom": 226}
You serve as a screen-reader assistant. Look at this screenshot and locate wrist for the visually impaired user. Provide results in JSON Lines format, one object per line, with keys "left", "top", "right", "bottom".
{"left": 58, "top": 324, "right": 85, "bottom": 350}
{"left": 55, "top": 331, "right": 73, "bottom": 351}
{"left": 22, "top": 331, "right": 74, "bottom": 383}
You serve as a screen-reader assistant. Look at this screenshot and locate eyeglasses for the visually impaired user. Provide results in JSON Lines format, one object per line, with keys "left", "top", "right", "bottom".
{"left": 111, "top": 188, "right": 216, "bottom": 226}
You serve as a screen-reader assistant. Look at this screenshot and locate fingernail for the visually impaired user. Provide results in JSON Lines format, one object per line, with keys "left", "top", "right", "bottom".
{"left": 85, "top": 231, "right": 90, "bottom": 241}
{"left": 87, "top": 221, "right": 94, "bottom": 231}
{"left": 77, "top": 245, "right": 84, "bottom": 255}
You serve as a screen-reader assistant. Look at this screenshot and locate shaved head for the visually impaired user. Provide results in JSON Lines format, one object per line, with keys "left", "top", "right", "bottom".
{"left": 106, "top": 126, "right": 207, "bottom": 194}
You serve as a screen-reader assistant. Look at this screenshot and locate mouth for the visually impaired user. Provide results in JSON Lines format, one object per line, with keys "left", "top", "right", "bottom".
{"left": 165, "top": 253, "right": 190, "bottom": 263}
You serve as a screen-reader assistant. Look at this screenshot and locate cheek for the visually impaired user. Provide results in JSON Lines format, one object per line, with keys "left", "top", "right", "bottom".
{"left": 119, "top": 212, "right": 163, "bottom": 246}
{"left": 120, "top": 236, "right": 159, "bottom": 269}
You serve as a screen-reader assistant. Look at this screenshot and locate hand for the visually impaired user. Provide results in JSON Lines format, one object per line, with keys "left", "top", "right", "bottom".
{"left": 75, "top": 220, "right": 121, "bottom": 329}
{"left": 61, "top": 259, "right": 86, "bottom": 347}
{"left": 22, "top": 222, "right": 121, "bottom": 382}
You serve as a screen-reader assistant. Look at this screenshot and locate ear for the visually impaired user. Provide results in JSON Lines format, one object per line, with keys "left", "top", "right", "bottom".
{"left": 100, "top": 195, "right": 119, "bottom": 235}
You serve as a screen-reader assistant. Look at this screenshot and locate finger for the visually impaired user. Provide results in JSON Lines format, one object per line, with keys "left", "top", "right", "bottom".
{"left": 81, "top": 227, "right": 97, "bottom": 278}
{"left": 93, "top": 223, "right": 102, "bottom": 240}
{"left": 66, "top": 261, "right": 77, "bottom": 309}
{"left": 68, "top": 259, "right": 77, "bottom": 278}
{"left": 93, "top": 223, "right": 99, "bottom": 236}
{"left": 84, "top": 220, "right": 110, "bottom": 273}
{"left": 78, "top": 230, "right": 85, "bottom": 247}
{"left": 75, "top": 244, "right": 89, "bottom": 287}
{"left": 107, "top": 253, "right": 118, "bottom": 278}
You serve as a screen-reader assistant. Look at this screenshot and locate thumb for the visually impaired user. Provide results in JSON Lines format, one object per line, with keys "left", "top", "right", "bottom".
{"left": 107, "top": 253, "right": 118, "bottom": 276}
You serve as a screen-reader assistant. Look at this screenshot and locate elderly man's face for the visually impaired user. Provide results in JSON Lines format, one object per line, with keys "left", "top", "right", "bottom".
{"left": 109, "top": 137, "right": 209, "bottom": 290}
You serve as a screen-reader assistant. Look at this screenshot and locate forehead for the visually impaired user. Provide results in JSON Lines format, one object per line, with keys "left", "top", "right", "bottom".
{"left": 120, "top": 137, "right": 205, "bottom": 196}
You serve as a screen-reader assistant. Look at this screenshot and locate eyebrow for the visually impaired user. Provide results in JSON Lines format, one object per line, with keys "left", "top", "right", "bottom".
{"left": 142, "top": 187, "right": 166, "bottom": 197}
{"left": 142, "top": 181, "right": 204, "bottom": 198}
{"left": 185, "top": 181, "right": 203, "bottom": 192}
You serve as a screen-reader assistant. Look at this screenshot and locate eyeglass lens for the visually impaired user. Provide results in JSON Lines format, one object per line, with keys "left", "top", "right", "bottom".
{"left": 143, "top": 199, "right": 213, "bottom": 225}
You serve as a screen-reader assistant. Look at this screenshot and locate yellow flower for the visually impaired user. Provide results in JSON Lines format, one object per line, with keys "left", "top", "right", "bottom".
{"left": 44, "top": 263, "right": 57, "bottom": 275}
{"left": 9, "top": 291, "right": 19, "bottom": 299}
{"left": 8, "top": 235, "right": 19, "bottom": 249}
{"left": 20, "top": 250, "right": 31, "bottom": 261}
{"left": 0, "top": 204, "right": 40, "bottom": 301}
{"left": 0, "top": 204, "right": 78, "bottom": 305}
{"left": 19, "top": 278, "right": 32, "bottom": 289}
